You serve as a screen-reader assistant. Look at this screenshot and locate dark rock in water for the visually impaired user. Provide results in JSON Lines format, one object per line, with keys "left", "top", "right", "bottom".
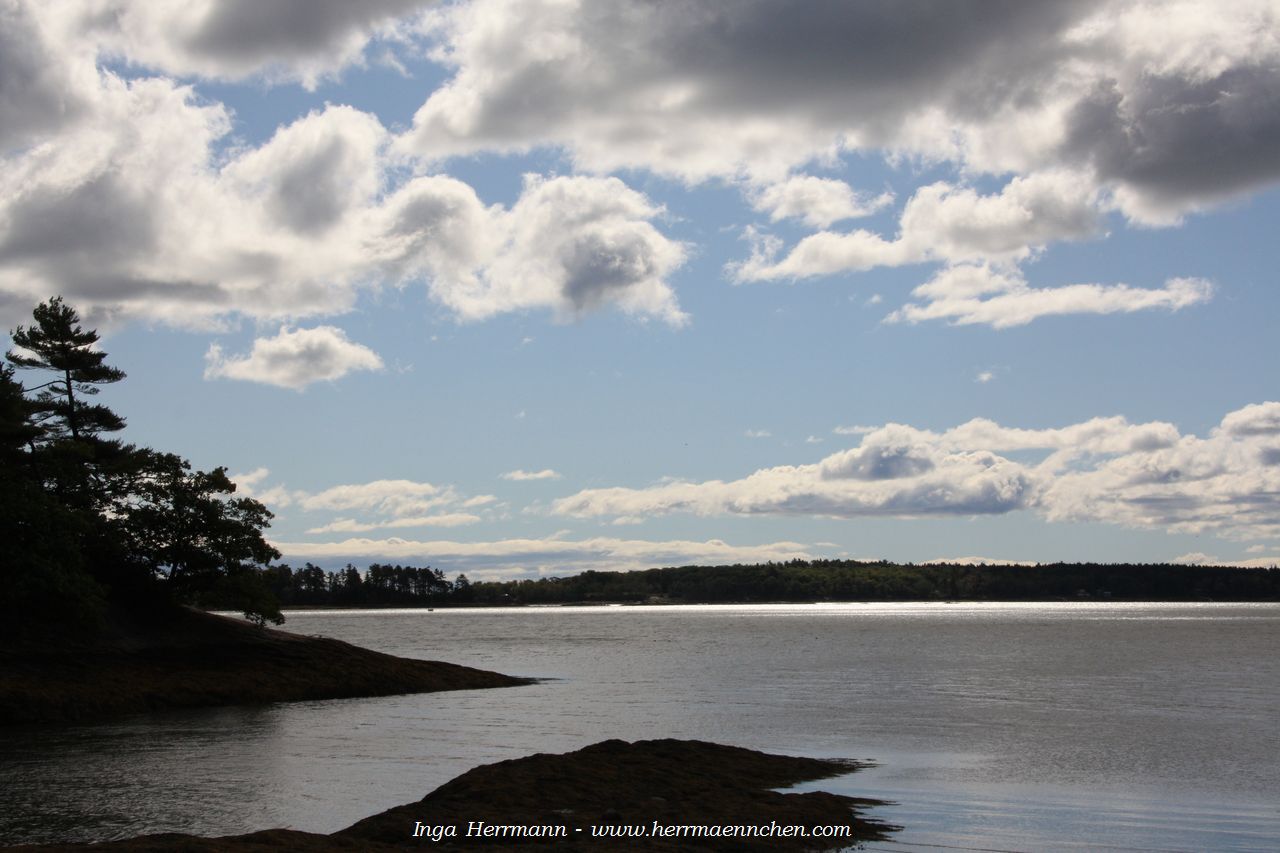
{"left": 341, "top": 738, "right": 898, "bottom": 850}
{"left": 8, "top": 739, "right": 897, "bottom": 851}
{"left": 0, "top": 608, "right": 531, "bottom": 725}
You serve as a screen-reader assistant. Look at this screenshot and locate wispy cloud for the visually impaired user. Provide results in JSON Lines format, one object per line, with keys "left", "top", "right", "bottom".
{"left": 273, "top": 534, "right": 815, "bottom": 578}
{"left": 884, "top": 266, "right": 1212, "bottom": 329}
{"left": 833, "top": 425, "right": 876, "bottom": 436}
{"left": 1171, "top": 551, "right": 1280, "bottom": 568}
{"left": 501, "top": 469, "right": 562, "bottom": 481}
{"left": 306, "top": 514, "right": 482, "bottom": 534}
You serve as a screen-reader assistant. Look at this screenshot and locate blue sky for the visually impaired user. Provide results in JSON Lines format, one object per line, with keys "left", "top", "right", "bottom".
{"left": 4, "top": 1, "right": 1280, "bottom": 577}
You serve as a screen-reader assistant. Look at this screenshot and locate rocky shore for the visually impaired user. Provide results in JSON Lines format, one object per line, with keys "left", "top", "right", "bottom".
{"left": 7, "top": 739, "right": 897, "bottom": 851}
{"left": 0, "top": 608, "right": 531, "bottom": 725}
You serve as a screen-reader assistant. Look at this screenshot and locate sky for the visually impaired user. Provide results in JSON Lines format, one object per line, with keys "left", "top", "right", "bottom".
{"left": 3, "top": 0, "right": 1280, "bottom": 579}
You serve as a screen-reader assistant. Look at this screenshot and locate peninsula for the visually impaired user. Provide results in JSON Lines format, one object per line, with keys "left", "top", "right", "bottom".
{"left": 0, "top": 606, "right": 529, "bottom": 725}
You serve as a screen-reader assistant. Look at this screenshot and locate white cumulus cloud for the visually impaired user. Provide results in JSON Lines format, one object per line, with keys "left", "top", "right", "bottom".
{"left": 552, "top": 401, "right": 1280, "bottom": 540}
{"left": 367, "top": 172, "right": 690, "bottom": 326}
{"left": 77, "top": 0, "right": 434, "bottom": 88}
{"left": 4, "top": 0, "right": 1264, "bottom": 336}
{"left": 0, "top": 50, "right": 687, "bottom": 330}
{"left": 402, "top": 0, "right": 1280, "bottom": 222}
{"left": 734, "top": 172, "right": 1102, "bottom": 281}
{"left": 750, "top": 175, "right": 893, "bottom": 229}
{"left": 204, "top": 326, "right": 384, "bottom": 390}
{"left": 297, "top": 479, "right": 448, "bottom": 517}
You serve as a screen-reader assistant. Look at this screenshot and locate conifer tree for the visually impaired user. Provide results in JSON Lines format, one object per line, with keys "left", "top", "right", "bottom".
{"left": 0, "top": 363, "right": 104, "bottom": 636}
{"left": 3, "top": 297, "right": 283, "bottom": 626}
{"left": 7, "top": 296, "right": 126, "bottom": 443}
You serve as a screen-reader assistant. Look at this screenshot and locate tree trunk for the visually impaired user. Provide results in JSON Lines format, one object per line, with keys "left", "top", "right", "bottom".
{"left": 64, "top": 369, "right": 78, "bottom": 441}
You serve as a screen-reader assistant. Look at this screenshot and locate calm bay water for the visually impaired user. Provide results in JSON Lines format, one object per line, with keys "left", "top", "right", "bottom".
{"left": 2, "top": 602, "right": 1278, "bottom": 851}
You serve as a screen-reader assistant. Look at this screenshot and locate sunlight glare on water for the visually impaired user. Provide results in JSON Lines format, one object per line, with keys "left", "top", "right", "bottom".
{"left": 2, "top": 602, "right": 1277, "bottom": 850}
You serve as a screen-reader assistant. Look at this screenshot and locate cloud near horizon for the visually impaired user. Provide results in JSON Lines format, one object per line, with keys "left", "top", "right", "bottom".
{"left": 236, "top": 469, "right": 817, "bottom": 575}
{"left": 270, "top": 534, "right": 814, "bottom": 578}
{"left": 230, "top": 473, "right": 496, "bottom": 534}
{"left": 1171, "top": 551, "right": 1280, "bottom": 569}
{"left": 552, "top": 401, "right": 1280, "bottom": 541}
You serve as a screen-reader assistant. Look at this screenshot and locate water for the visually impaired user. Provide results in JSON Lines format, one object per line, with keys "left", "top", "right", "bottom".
{"left": 2, "top": 603, "right": 1278, "bottom": 850}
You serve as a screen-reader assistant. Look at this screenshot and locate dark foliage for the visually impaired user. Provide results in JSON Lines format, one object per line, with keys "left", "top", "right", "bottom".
{"left": 0, "top": 366, "right": 105, "bottom": 636}
{"left": 252, "top": 563, "right": 460, "bottom": 608}
{"left": 3, "top": 299, "right": 282, "bottom": 635}
{"left": 7, "top": 296, "right": 126, "bottom": 443}
{"left": 238, "top": 557, "right": 1279, "bottom": 610}
{"left": 457, "top": 559, "right": 1280, "bottom": 605}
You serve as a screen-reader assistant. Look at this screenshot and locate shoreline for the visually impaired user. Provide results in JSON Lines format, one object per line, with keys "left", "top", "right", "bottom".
{"left": 5, "top": 739, "right": 897, "bottom": 851}
{"left": 267, "top": 597, "right": 1278, "bottom": 611}
{"left": 0, "top": 608, "right": 532, "bottom": 726}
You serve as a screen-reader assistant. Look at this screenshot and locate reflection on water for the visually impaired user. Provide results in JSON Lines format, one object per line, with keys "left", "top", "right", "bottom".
{"left": 805, "top": 755, "right": 1280, "bottom": 852}
{"left": 2, "top": 602, "right": 1278, "bottom": 850}
{"left": 3, "top": 706, "right": 285, "bottom": 843}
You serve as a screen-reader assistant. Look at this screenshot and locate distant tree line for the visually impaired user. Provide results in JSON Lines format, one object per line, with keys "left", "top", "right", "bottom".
{"left": 226, "top": 563, "right": 474, "bottom": 607}
{"left": 3, "top": 298, "right": 282, "bottom": 637}
{"left": 233, "top": 558, "right": 1280, "bottom": 609}
{"left": 459, "top": 560, "right": 1280, "bottom": 604}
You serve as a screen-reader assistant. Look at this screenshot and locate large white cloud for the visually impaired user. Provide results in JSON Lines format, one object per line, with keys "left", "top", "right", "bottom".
{"left": 749, "top": 175, "right": 893, "bottom": 229}
{"left": 553, "top": 445, "right": 1037, "bottom": 521}
{"left": 204, "top": 325, "right": 384, "bottom": 390}
{"left": 0, "top": 0, "right": 97, "bottom": 150}
{"left": 232, "top": 473, "right": 502, "bottom": 537}
{"left": 374, "top": 174, "right": 688, "bottom": 325}
{"left": 222, "top": 105, "right": 385, "bottom": 236}
{"left": 1056, "top": 0, "right": 1280, "bottom": 224}
{"left": 552, "top": 401, "right": 1280, "bottom": 540}
{"left": 735, "top": 172, "right": 1102, "bottom": 280}
{"left": 245, "top": 471, "right": 815, "bottom": 575}
{"left": 0, "top": 1, "right": 692, "bottom": 329}
{"left": 0, "top": 83, "right": 378, "bottom": 327}
{"left": 404, "top": 0, "right": 1280, "bottom": 222}
{"left": 402, "top": 0, "right": 1088, "bottom": 180}
{"left": 72, "top": 0, "right": 433, "bottom": 87}
{"left": 2, "top": 0, "right": 1272, "bottom": 333}
{"left": 0, "top": 74, "right": 687, "bottom": 329}
{"left": 297, "top": 478, "right": 451, "bottom": 516}
{"left": 1039, "top": 403, "right": 1280, "bottom": 538}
